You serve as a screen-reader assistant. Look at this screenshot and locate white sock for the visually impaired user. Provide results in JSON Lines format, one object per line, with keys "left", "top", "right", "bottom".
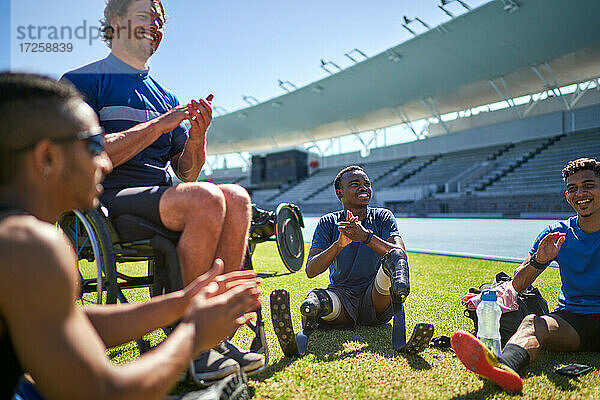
{"left": 374, "top": 266, "right": 391, "bottom": 295}
{"left": 321, "top": 290, "right": 342, "bottom": 321}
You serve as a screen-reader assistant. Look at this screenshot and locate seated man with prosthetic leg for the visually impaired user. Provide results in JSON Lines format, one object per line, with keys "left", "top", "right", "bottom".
{"left": 452, "top": 158, "right": 600, "bottom": 393}
{"left": 271, "top": 166, "right": 433, "bottom": 356}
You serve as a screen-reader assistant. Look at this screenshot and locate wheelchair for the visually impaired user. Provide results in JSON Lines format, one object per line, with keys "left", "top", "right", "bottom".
{"left": 58, "top": 202, "right": 305, "bottom": 375}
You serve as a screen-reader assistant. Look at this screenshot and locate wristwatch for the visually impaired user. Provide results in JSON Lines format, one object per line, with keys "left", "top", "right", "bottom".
{"left": 362, "top": 229, "right": 374, "bottom": 244}
{"left": 530, "top": 252, "right": 550, "bottom": 270}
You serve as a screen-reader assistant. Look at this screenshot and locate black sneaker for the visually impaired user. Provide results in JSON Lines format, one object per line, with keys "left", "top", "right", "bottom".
{"left": 188, "top": 349, "right": 240, "bottom": 387}
{"left": 215, "top": 341, "right": 265, "bottom": 375}
{"left": 179, "top": 370, "right": 250, "bottom": 400}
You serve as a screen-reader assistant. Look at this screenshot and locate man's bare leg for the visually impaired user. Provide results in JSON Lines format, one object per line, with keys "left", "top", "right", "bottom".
{"left": 505, "top": 314, "right": 580, "bottom": 363}
{"left": 159, "top": 182, "right": 227, "bottom": 284}
{"left": 371, "top": 288, "right": 391, "bottom": 316}
{"left": 214, "top": 184, "right": 252, "bottom": 273}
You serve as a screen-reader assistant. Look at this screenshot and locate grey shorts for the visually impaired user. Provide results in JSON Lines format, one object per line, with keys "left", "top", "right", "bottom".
{"left": 324, "top": 281, "right": 393, "bottom": 328}
{"left": 100, "top": 186, "right": 170, "bottom": 227}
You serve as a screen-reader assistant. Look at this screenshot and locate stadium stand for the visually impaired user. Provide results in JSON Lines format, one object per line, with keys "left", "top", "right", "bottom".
{"left": 194, "top": 0, "right": 600, "bottom": 219}
{"left": 197, "top": 102, "right": 600, "bottom": 219}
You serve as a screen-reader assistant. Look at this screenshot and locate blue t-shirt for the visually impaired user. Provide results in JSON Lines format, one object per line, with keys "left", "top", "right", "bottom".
{"left": 530, "top": 216, "right": 600, "bottom": 314}
{"left": 61, "top": 54, "right": 188, "bottom": 190}
{"left": 311, "top": 207, "right": 400, "bottom": 295}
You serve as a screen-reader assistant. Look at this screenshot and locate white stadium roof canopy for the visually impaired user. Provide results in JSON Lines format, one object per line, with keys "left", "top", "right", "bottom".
{"left": 206, "top": 0, "right": 600, "bottom": 155}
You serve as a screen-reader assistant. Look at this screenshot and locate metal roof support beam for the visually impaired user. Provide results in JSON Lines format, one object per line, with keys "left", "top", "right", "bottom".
{"left": 353, "top": 133, "right": 369, "bottom": 153}
{"left": 531, "top": 66, "right": 562, "bottom": 101}
{"left": 366, "top": 130, "right": 379, "bottom": 148}
{"left": 392, "top": 106, "right": 420, "bottom": 139}
{"left": 303, "top": 130, "right": 317, "bottom": 142}
{"left": 531, "top": 65, "right": 570, "bottom": 111}
{"left": 278, "top": 79, "right": 297, "bottom": 93}
{"left": 305, "top": 143, "right": 324, "bottom": 157}
{"left": 499, "top": 77, "right": 517, "bottom": 108}
{"left": 323, "top": 138, "right": 335, "bottom": 155}
{"left": 344, "top": 48, "right": 368, "bottom": 63}
{"left": 569, "top": 80, "right": 594, "bottom": 109}
{"left": 237, "top": 153, "right": 250, "bottom": 168}
{"left": 242, "top": 95, "right": 260, "bottom": 106}
{"left": 343, "top": 119, "right": 359, "bottom": 135}
{"left": 544, "top": 62, "right": 570, "bottom": 111}
{"left": 531, "top": 66, "right": 553, "bottom": 94}
{"left": 523, "top": 92, "right": 543, "bottom": 118}
{"left": 269, "top": 136, "right": 279, "bottom": 148}
{"left": 213, "top": 106, "right": 228, "bottom": 116}
{"left": 488, "top": 79, "right": 521, "bottom": 118}
{"left": 343, "top": 119, "right": 371, "bottom": 154}
{"left": 206, "top": 155, "right": 220, "bottom": 171}
{"left": 421, "top": 98, "right": 450, "bottom": 134}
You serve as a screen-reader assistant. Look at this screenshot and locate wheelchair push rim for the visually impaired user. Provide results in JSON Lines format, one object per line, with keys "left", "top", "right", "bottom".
{"left": 58, "top": 209, "right": 118, "bottom": 304}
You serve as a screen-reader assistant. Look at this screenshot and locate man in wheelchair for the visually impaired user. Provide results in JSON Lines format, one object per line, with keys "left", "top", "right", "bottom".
{"left": 61, "top": 0, "right": 264, "bottom": 380}
{"left": 0, "top": 73, "right": 261, "bottom": 399}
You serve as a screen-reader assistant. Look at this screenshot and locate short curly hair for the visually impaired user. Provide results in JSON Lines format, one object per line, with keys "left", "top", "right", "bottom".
{"left": 334, "top": 165, "right": 364, "bottom": 190}
{"left": 562, "top": 158, "right": 600, "bottom": 181}
{"left": 100, "top": 0, "right": 167, "bottom": 48}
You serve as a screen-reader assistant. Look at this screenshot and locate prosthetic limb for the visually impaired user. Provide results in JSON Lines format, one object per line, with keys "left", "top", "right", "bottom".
{"left": 297, "top": 288, "right": 333, "bottom": 355}
{"left": 270, "top": 288, "right": 333, "bottom": 357}
{"left": 270, "top": 289, "right": 301, "bottom": 357}
{"left": 381, "top": 249, "right": 434, "bottom": 352}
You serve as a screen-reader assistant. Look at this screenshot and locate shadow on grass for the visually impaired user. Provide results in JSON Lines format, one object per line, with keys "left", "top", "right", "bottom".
{"left": 524, "top": 350, "right": 600, "bottom": 392}
{"left": 256, "top": 270, "right": 295, "bottom": 279}
{"left": 449, "top": 350, "right": 600, "bottom": 398}
{"left": 450, "top": 380, "right": 505, "bottom": 400}
{"left": 252, "top": 356, "right": 297, "bottom": 381}
{"left": 264, "top": 324, "right": 432, "bottom": 370}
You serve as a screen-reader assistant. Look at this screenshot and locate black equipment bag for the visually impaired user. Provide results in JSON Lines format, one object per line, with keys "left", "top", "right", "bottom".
{"left": 464, "top": 272, "right": 550, "bottom": 346}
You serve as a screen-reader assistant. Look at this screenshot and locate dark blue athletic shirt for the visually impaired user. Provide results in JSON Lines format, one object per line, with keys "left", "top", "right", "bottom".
{"left": 311, "top": 207, "right": 400, "bottom": 296}
{"left": 61, "top": 54, "right": 188, "bottom": 190}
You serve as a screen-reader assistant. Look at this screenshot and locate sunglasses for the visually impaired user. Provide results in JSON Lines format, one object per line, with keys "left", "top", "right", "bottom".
{"left": 15, "top": 126, "right": 106, "bottom": 157}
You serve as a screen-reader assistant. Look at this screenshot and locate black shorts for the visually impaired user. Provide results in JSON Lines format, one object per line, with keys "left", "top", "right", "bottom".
{"left": 548, "top": 309, "right": 600, "bottom": 352}
{"left": 100, "top": 186, "right": 170, "bottom": 227}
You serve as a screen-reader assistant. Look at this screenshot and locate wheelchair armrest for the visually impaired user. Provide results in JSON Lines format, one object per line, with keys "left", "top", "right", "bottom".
{"left": 113, "top": 214, "right": 180, "bottom": 243}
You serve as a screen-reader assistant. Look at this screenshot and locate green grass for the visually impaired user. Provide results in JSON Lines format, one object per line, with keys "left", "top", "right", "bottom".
{"left": 94, "top": 243, "right": 600, "bottom": 399}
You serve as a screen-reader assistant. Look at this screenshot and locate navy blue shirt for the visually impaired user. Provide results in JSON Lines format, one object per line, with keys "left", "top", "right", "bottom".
{"left": 530, "top": 216, "right": 600, "bottom": 314}
{"left": 311, "top": 207, "right": 400, "bottom": 295}
{"left": 61, "top": 54, "right": 188, "bottom": 190}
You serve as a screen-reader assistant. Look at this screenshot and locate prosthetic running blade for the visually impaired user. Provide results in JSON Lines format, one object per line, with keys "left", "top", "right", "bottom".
{"left": 391, "top": 300, "right": 408, "bottom": 351}
{"left": 270, "top": 289, "right": 303, "bottom": 357}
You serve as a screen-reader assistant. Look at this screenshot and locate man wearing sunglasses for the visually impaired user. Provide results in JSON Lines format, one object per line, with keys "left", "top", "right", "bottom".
{"left": 61, "top": 0, "right": 264, "bottom": 380}
{"left": 0, "top": 72, "right": 261, "bottom": 400}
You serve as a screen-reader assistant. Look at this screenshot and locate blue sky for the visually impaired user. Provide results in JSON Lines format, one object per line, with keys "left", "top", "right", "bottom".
{"left": 3, "top": 0, "right": 490, "bottom": 114}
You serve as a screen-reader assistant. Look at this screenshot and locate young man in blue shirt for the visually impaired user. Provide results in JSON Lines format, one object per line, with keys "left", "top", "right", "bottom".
{"left": 452, "top": 157, "right": 600, "bottom": 393}
{"left": 62, "top": 0, "right": 262, "bottom": 382}
{"left": 270, "top": 165, "right": 434, "bottom": 356}
{"left": 302, "top": 165, "right": 405, "bottom": 330}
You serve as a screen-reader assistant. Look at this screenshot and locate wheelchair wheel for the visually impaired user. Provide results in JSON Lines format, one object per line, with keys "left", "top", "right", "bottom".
{"left": 275, "top": 204, "right": 305, "bottom": 272}
{"left": 59, "top": 209, "right": 118, "bottom": 304}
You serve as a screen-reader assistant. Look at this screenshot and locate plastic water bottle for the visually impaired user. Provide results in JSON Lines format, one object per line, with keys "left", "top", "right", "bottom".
{"left": 476, "top": 290, "right": 502, "bottom": 357}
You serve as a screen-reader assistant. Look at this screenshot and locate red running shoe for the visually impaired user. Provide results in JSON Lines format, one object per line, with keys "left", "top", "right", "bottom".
{"left": 451, "top": 330, "right": 523, "bottom": 393}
